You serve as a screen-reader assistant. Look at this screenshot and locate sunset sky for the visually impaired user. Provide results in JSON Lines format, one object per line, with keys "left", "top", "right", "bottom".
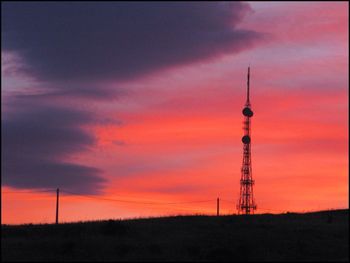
{"left": 2, "top": 2, "right": 348, "bottom": 224}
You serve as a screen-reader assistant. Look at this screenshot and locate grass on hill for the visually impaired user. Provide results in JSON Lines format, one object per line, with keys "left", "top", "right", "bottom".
{"left": 1, "top": 209, "right": 348, "bottom": 261}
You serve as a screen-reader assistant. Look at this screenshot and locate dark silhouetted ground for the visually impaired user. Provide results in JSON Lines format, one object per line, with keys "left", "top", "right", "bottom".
{"left": 1, "top": 209, "right": 348, "bottom": 261}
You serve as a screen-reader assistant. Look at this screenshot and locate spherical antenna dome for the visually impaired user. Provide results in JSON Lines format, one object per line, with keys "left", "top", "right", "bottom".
{"left": 242, "top": 107, "right": 254, "bottom": 117}
{"left": 242, "top": 135, "right": 251, "bottom": 144}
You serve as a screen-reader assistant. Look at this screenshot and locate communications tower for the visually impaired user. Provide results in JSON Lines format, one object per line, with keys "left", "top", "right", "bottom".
{"left": 237, "top": 67, "right": 257, "bottom": 214}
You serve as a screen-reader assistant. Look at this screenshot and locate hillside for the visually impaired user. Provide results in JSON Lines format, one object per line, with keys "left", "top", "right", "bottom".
{"left": 1, "top": 209, "right": 348, "bottom": 261}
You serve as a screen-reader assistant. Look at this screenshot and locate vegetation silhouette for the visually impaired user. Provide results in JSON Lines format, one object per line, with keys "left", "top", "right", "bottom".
{"left": 1, "top": 209, "right": 348, "bottom": 261}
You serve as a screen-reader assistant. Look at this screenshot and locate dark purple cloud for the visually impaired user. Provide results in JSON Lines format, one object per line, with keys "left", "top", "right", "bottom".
{"left": 1, "top": 98, "right": 106, "bottom": 194}
{"left": 2, "top": 2, "right": 262, "bottom": 84}
{"left": 1, "top": 2, "right": 263, "bottom": 193}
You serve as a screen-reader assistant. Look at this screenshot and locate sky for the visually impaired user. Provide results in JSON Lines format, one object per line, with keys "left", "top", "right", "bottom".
{"left": 1, "top": 1, "right": 348, "bottom": 224}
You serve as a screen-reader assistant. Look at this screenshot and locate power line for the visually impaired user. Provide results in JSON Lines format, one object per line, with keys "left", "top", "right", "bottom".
{"left": 2, "top": 188, "right": 215, "bottom": 205}
{"left": 3, "top": 188, "right": 345, "bottom": 218}
{"left": 60, "top": 189, "right": 214, "bottom": 205}
{"left": 2, "top": 189, "right": 56, "bottom": 194}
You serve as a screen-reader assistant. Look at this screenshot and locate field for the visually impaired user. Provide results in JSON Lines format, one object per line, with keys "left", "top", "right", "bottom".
{"left": 1, "top": 209, "right": 348, "bottom": 261}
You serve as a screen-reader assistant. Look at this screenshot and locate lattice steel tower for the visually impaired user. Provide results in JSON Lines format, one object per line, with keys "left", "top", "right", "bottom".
{"left": 237, "top": 67, "right": 257, "bottom": 214}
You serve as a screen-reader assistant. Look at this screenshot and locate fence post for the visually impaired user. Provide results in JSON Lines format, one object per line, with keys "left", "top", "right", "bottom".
{"left": 217, "top": 197, "right": 220, "bottom": 216}
{"left": 56, "top": 188, "right": 59, "bottom": 224}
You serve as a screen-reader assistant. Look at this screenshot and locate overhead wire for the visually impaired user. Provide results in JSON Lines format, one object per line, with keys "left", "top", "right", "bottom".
{"left": 60, "top": 189, "right": 215, "bottom": 205}
{"left": 3, "top": 188, "right": 338, "bottom": 216}
{"left": 2, "top": 189, "right": 56, "bottom": 194}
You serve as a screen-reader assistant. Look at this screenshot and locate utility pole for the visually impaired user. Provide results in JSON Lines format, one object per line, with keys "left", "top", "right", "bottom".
{"left": 56, "top": 188, "right": 59, "bottom": 224}
{"left": 217, "top": 197, "right": 220, "bottom": 216}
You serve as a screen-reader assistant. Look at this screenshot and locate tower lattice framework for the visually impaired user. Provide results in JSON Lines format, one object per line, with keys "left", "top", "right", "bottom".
{"left": 237, "top": 67, "right": 257, "bottom": 214}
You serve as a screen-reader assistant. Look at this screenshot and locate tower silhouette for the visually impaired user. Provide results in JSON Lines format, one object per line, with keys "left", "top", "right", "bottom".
{"left": 237, "top": 67, "right": 257, "bottom": 214}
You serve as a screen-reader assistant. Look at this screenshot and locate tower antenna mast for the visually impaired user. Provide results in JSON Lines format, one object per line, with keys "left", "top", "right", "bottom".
{"left": 237, "top": 66, "right": 257, "bottom": 215}
{"left": 246, "top": 66, "right": 250, "bottom": 105}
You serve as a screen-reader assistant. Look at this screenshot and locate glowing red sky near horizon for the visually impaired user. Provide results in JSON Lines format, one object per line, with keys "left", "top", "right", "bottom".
{"left": 2, "top": 2, "right": 348, "bottom": 224}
